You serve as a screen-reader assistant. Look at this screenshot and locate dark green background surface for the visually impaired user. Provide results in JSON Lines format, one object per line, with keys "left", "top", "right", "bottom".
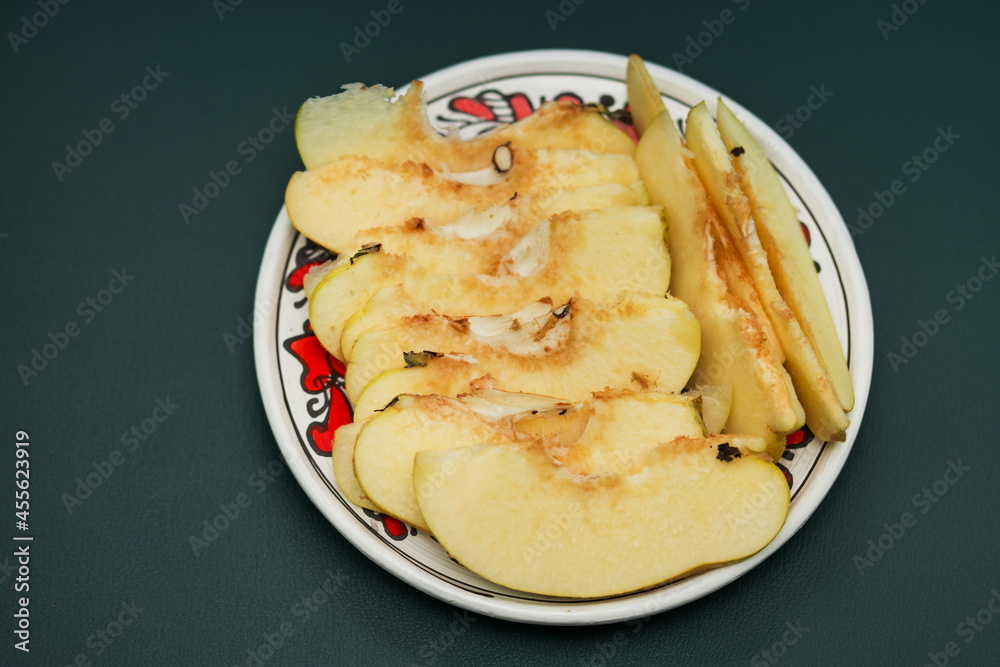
{"left": 2, "top": 0, "right": 998, "bottom": 665}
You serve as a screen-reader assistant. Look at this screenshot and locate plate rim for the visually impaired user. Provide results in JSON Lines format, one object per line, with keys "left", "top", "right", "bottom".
{"left": 253, "top": 48, "right": 874, "bottom": 626}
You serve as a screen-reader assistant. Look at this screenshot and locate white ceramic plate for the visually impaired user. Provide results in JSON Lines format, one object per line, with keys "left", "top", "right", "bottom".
{"left": 253, "top": 49, "right": 873, "bottom": 625}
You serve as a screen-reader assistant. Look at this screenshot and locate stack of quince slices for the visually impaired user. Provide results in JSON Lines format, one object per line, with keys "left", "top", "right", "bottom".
{"left": 283, "top": 55, "right": 854, "bottom": 599}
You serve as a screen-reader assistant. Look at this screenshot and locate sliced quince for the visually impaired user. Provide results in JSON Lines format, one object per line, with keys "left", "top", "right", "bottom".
{"left": 296, "top": 80, "right": 635, "bottom": 171}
